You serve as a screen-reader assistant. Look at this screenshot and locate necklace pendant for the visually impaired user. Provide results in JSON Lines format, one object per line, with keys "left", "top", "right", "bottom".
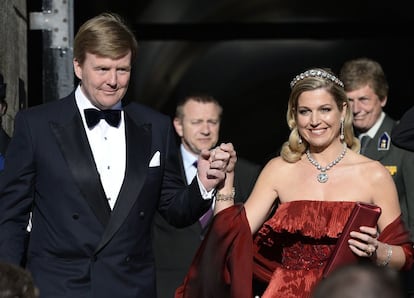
{"left": 317, "top": 172, "right": 328, "bottom": 183}
{"left": 306, "top": 143, "right": 347, "bottom": 184}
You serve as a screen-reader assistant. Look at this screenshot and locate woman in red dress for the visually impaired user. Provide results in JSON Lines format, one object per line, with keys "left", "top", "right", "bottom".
{"left": 176, "top": 68, "right": 414, "bottom": 298}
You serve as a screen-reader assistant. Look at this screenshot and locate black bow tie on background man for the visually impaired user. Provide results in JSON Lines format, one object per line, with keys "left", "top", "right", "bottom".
{"left": 84, "top": 108, "right": 122, "bottom": 129}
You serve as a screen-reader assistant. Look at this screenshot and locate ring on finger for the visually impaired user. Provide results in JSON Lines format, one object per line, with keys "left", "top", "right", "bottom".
{"left": 366, "top": 246, "right": 375, "bottom": 256}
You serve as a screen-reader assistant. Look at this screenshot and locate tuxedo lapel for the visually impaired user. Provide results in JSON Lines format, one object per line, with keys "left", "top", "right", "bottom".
{"left": 177, "top": 151, "right": 187, "bottom": 183}
{"left": 177, "top": 151, "right": 204, "bottom": 233}
{"left": 50, "top": 111, "right": 111, "bottom": 227}
{"left": 95, "top": 112, "right": 152, "bottom": 252}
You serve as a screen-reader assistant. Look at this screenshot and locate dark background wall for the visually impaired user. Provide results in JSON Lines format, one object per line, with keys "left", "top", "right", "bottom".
{"left": 27, "top": 0, "right": 414, "bottom": 165}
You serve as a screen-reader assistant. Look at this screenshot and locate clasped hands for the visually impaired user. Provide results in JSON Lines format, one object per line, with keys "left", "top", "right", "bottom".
{"left": 197, "top": 142, "right": 237, "bottom": 191}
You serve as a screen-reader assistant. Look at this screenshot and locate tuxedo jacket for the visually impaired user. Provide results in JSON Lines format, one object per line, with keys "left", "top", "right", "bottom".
{"left": 152, "top": 152, "right": 261, "bottom": 298}
{"left": 360, "top": 114, "right": 414, "bottom": 240}
{"left": 0, "top": 91, "right": 212, "bottom": 298}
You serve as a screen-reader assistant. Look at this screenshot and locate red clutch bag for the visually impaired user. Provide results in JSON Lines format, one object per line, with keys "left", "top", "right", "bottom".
{"left": 322, "top": 202, "right": 382, "bottom": 278}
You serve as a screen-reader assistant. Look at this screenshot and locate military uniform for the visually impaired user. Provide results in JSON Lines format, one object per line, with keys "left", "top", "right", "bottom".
{"left": 359, "top": 114, "right": 414, "bottom": 297}
{"left": 360, "top": 114, "right": 414, "bottom": 239}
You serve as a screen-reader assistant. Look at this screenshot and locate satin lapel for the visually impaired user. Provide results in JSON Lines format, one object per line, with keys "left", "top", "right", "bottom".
{"left": 95, "top": 112, "right": 151, "bottom": 252}
{"left": 177, "top": 151, "right": 187, "bottom": 184}
{"left": 50, "top": 116, "right": 111, "bottom": 227}
{"left": 179, "top": 153, "right": 202, "bottom": 233}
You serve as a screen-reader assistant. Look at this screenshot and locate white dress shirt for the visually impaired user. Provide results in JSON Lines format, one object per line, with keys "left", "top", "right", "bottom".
{"left": 180, "top": 144, "right": 198, "bottom": 184}
{"left": 180, "top": 144, "right": 216, "bottom": 203}
{"left": 75, "top": 85, "right": 126, "bottom": 210}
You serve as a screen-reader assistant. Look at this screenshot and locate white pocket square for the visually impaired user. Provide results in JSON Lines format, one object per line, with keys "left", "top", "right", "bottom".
{"left": 149, "top": 151, "right": 160, "bottom": 167}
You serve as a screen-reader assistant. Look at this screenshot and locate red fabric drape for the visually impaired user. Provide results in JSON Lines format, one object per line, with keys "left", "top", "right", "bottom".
{"left": 175, "top": 204, "right": 253, "bottom": 298}
{"left": 377, "top": 215, "right": 414, "bottom": 270}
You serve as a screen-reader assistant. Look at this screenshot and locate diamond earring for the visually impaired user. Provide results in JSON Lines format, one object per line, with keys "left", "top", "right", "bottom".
{"left": 340, "top": 119, "right": 344, "bottom": 141}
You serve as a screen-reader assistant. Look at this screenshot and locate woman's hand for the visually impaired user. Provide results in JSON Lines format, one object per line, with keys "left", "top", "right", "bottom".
{"left": 209, "top": 143, "right": 237, "bottom": 215}
{"left": 348, "top": 226, "right": 379, "bottom": 258}
{"left": 217, "top": 142, "right": 237, "bottom": 174}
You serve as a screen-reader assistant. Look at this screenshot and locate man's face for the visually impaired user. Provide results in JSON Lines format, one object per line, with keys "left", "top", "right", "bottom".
{"left": 346, "top": 84, "right": 386, "bottom": 133}
{"left": 73, "top": 52, "right": 131, "bottom": 109}
{"left": 173, "top": 100, "right": 221, "bottom": 156}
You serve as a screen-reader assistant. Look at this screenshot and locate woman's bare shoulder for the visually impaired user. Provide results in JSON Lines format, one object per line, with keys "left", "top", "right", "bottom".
{"left": 349, "top": 151, "right": 392, "bottom": 180}
{"left": 264, "top": 155, "right": 293, "bottom": 170}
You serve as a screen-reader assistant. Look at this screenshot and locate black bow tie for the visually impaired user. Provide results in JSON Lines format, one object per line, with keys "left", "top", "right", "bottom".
{"left": 84, "top": 108, "right": 121, "bottom": 129}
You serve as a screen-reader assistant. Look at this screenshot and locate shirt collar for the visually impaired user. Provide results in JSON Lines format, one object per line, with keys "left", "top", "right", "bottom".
{"left": 359, "top": 112, "right": 385, "bottom": 139}
{"left": 180, "top": 144, "right": 198, "bottom": 170}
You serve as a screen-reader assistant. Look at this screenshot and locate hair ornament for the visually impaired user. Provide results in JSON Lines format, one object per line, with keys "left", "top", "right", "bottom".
{"left": 290, "top": 69, "right": 344, "bottom": 89}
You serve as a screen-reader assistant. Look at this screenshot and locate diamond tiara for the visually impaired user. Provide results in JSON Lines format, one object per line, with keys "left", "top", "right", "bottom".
{"left": 290, "top": 69, "right": 344, "bottom": 89}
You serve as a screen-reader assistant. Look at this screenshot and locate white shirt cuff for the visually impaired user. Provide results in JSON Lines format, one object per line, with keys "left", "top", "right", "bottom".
{"left": 196, "top": 174, "right": 216, "bottom": 200}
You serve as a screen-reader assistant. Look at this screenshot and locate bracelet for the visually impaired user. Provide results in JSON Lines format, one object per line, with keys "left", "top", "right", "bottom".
{"left": 216, "top": 187, "right": 235, "bottom": 202}
{"left": 378, "top": 243, "right": 393, "bottom": 267}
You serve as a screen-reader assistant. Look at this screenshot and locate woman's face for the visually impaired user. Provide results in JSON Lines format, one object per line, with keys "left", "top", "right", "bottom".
{"left": 296, "top": 88, "right": 345, "bottom": 148}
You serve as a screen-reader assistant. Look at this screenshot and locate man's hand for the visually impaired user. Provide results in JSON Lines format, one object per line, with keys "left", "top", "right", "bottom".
{"left": 217, "top": 142, "right": 237, "bottom": 173}
{"left": 197, "top": 142, "right": 236, "bottom": 191}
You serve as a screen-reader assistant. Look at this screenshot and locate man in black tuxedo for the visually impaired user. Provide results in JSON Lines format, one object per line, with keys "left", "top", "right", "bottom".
{"left": 152, "top": 94, "right": 261, "bottom": 298}
{"left": 0, "top": 13, "right": 234, "bottom": 298}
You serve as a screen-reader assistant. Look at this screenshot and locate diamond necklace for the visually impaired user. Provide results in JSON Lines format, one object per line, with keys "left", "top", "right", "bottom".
{"left": 305, "top": 143, "right": 347, "bottom": 183}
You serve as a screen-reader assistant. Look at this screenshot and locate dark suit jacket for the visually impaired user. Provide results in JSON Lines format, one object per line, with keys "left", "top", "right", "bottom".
{"left": 0, "top": 126, "right": 10, "bottom": 155}
{"left": 0, "top": 91, "right": 212, "bottom": 298}
{"left": 359, "top": 114, "right": 414, "bottom": 240}
{"left": 0, "top": 153, "right": 4, "bottom": 170}
{"left": 152, "top": 151, "right": 261, "bottom": 298}
{"left": 392, "top": 105, "right": 414, "bottom": 152}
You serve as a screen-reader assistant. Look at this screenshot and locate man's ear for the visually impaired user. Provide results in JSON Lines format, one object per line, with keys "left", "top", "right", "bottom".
{"left": 341, "top": 101, "right": 347, "bottom": 118}
{"left": 380, "top": 96, "right": 388, "bottom": 108}
{"left": 73, "top": 58, "right": 82, "bottom": 80}
{"left": 173, "top": 117, "right": 183, "bottom": 137}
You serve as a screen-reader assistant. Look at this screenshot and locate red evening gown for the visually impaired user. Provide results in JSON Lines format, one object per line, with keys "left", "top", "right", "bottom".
{"left": 176, "top": 201, "right": 413, "bottom": 298}
{"left": 254, "top": 200, "right": 356, "bottom": 297}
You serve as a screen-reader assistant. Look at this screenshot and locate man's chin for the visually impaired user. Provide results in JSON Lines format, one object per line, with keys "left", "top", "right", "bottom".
{"left": 354, "top": 126, "right": 368, "bottom": 134}
{"left": 353, "top": 120, "right": 367, "bottom": 130}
